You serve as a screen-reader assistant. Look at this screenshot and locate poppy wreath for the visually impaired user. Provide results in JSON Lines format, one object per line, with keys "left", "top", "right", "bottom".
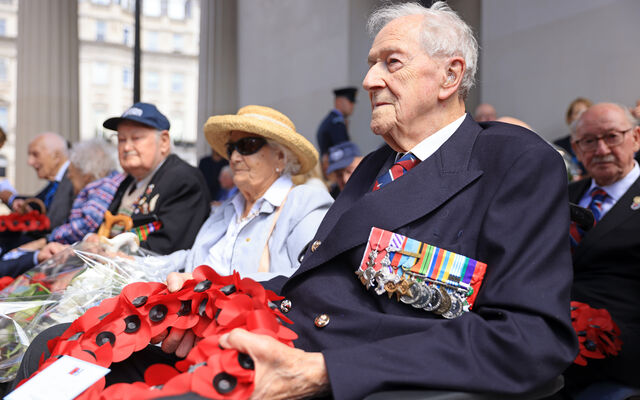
{"left": 0, "top": 210, "right": 50, "bottom": 232}
{"left": 16, "top": 265, "right": 298, "bottom": 399}
{"left": 570, "top": 301, "right": 622, "bottom": 366}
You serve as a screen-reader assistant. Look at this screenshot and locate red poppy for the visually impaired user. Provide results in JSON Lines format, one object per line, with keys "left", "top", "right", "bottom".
{"left": 571, "top": 301, "right": 622, "bottom": 366}
{"left": 27, "top": 267, "right": 304, "bottom": 399}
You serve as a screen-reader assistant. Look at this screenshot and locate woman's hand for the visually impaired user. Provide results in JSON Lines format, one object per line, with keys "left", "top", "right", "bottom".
{"left": 149, "top": 271, "right": 196, "bottom": 357}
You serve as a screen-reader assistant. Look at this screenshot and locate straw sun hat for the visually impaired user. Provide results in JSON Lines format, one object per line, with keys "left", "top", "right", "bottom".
{"left": 204, "top": 105, "right": 318, "bottom": 175}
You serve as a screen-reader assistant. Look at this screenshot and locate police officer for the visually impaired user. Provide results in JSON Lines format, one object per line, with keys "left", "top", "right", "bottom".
{"left": 316, "top": 87, "right": 357, "bottom": 157}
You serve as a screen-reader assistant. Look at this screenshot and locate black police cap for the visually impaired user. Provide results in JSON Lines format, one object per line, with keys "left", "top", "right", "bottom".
{"left": 333, "top": 87, "right": 358, "bottom": 103}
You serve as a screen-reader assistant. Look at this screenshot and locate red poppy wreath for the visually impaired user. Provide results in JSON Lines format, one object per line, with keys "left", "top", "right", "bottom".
{"left": 15, "top": 265, "right": 297, "bottom": 399}
{"left": 570, "top": 301, "right": 622, "bottom": 366}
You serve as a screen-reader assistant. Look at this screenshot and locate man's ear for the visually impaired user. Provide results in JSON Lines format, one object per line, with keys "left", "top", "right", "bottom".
{"left": 438, "top": 57, "right": 465, "bottom": 101}
{"left": 631, "top": 126, "right": 640, "bottom": 153}
{"left": 159, "top": 130, "right": 172, "bottom": 154}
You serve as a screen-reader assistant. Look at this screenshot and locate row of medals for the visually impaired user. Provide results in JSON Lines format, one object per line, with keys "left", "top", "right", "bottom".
{"left": 356, "top": 247, "right": 466, "bottom": 319}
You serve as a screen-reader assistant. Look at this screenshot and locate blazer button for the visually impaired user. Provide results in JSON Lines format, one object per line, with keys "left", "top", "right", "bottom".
{"left": 314, "top": 314, "right": 330, "bottom": 328}
{"left": 280, "top": 299, "right": 292, "bottom": 313}
{"left": 311, "top": 240, "right": 321, "bottom": 252}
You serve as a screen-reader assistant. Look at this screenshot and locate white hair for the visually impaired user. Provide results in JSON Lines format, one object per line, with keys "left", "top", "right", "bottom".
{"left": 267, "top": 140, "right": 301, "bottom": 175}
{"left": 367, "top": 1, "right": 478, "bottom": 98}
{"left": 70, "top": 139, "right": 118, "bottom": 178}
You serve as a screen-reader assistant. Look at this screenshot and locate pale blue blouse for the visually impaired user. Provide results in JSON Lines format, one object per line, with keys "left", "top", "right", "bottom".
{"left": 139, "top": 175, "right": 333, "bottom": 281}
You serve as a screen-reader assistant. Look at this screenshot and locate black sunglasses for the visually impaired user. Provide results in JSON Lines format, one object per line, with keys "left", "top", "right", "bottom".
{"left": 226, "top": 137, "right": 267, "bottom": 158}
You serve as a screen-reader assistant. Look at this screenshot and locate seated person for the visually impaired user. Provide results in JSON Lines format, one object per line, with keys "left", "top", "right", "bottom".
{"left": 326, "top": 141, "right": 363, "bottom": 193}
{"left": 0, "top": 132, "right": 74, "bottom": 253}
{"left": 142, "top": 105, "right": 333, "bottom": 281}
{"left": 563, "top": 102, "right": 640, "bottom": 396}
{"left": 100, "top": 102, "right": 210, "bottom": 254}
{"left": 0, "top": 126, "right": 17, "bottom": 199}
{"left": 13, "top": 3, "right": 576, "bottom": 399}
{"left": 0, "top": 139, "right": 123, "bottom": 276}
{"left": 48, "top": 139, "right": 124, "bottom": 244}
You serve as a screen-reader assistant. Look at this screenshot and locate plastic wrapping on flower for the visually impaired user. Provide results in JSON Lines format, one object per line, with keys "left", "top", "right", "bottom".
{"left": 17, "top": 265, "right": 296, "bottom": 399}
{"left": 0, "top": 238, "right": 161, "bottom": 382}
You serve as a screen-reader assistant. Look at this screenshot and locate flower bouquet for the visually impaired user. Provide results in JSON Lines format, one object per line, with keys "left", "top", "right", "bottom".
{"left": 0, "top": 234, "right": 162, "bottom": 382}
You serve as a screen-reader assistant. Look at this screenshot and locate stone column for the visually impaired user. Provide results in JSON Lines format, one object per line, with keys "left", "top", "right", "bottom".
{"left": 15, "top": 0, "right": 79, "bottom": 193}
{"left": 196, "top": 0, "right": 238, "bottom": 159}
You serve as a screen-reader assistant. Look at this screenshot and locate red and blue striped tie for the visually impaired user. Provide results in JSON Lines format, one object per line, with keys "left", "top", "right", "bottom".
{"left": 570, "top": 188, "right": 607, "bottom": 250}
{"left": 372, "top": 153, "right": 419, "bottom": 191}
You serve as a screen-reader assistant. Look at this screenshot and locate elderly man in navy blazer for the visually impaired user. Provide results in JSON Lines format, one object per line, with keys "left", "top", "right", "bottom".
{"left": 563, "top": 102, "right": 640, "bottom": 396}
{"left": 12, "top": 2, "right": 577, "bottom": 399}
{"left": 155, "top": 2, "right": 577, "bottom": 399}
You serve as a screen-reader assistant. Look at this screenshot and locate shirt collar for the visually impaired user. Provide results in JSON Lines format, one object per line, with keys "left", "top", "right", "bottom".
{"left": 407, "top": 113, "right": 467, "bottom": 161}
{"left": 54, "top": 160, "right": 70, "bottom": 182}
{"left": 587, "top": 161, "right": 640, "bottom": 202}
{"left": 231, "top": 174, "right": 293, "bottom": 217}
{"left": 134, "top": 158, "right": 167, "bottom": 184}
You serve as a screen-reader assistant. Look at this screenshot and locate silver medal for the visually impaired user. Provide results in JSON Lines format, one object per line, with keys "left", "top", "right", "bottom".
{"left": 422, "top": 285, "right": 442, "bottom": 312}
{"left": 442, "top": 292, "right": 464, "bottom": 319}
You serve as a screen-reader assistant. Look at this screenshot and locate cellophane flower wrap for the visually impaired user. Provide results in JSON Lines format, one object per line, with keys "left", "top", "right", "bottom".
{"left": 0, "top": 238, "right": 162, "bottom": 382}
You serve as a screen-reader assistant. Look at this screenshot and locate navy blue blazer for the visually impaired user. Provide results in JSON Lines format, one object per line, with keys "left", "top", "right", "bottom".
{"left": 0, "top": 252, "right": 36, "bottom": 278}
{"left": 316, "top": 110, "right": 350, "bottom": 155}
{"left": 568, "top": 176, "right": 640, "bottom": 387}
{"left": 270, "top": 115, "right": 577, "bottom": 399}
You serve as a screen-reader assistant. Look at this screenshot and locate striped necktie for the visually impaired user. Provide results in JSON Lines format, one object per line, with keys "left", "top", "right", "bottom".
{"left": 570, "top": 188, "right": 608, "bottom": 250}
{"left": 372, "top": 153, "right": 419, "bottom": 191}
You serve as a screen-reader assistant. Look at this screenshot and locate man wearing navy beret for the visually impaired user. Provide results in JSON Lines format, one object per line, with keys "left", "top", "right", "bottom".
{"left": 102, "top": 102, "right": 210, "bottom": 254}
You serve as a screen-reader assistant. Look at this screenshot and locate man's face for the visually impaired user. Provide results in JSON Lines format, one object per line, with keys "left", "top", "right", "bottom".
{"left": 336, "top": 97, "right": 355, "bottom": 118}
{"left": 363, "top": 15, "right": 444, "bottom": 152}
{"left": 28, "top": 138, "right": 62, "bottom": 180}
{"left": 572, "top": 104, "right": 640, "bottom": 186}
{"left": 333, "top": 157, "right": 362, "bottom": 190}
{"left": 117, "top": 121, "right": 170, "bottom": 180}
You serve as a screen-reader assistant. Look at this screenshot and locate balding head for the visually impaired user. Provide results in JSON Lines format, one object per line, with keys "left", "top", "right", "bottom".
{"left": 28, "top": 132, "right": 69, "bottom": 180}
{"left": 572, "top": 103, "right": 640, "bottom": 186}
{"left": 474, "top": 103, "right": 496, "bottom": 122}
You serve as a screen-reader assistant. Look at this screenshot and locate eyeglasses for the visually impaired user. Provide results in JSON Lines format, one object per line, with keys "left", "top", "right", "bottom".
{"left": 573, "top": 128, "right": 632, "bottom": 152}
{"left": 226, "top": 137, "right": 267, "bottom": 158}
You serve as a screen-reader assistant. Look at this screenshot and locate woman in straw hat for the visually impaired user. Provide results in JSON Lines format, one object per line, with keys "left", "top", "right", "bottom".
{"left": 147, "top": 105, "right": 333, "bottom": 281}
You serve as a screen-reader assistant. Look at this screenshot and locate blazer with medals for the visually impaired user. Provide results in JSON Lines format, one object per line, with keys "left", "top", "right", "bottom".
{"left": 107, "top": 154, "right": 210, "bottom": 255}
{"left": 268, "top": 116, "right": 577, "bottom": 399}
{"left": 569, "top": 176, "right": 640, "bottom": 386}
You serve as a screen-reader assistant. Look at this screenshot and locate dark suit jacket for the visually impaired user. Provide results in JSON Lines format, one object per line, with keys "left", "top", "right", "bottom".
{"left": 568, "top": 177, "right": 640, "bottom": 386}
{"left": 108, "top": 154, "right": 210, "bottom": 255}
{"left": 31, "top": 169, "right": 74, "bottom": 230}
{"left": 269, "top": 116, "right": 577, "bottom": 399}
{"left": 316, "top": 110, "right": 350, "bottom": 155}
{"left": 0, "top": 252, "right": 36, "bottom": 278}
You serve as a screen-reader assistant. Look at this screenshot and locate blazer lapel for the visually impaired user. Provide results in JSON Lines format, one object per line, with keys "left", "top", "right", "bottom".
{"left": 574, "top": 176, "right": 640, "bottom": 264}
{"left": 290, "top": 115, "right": 484, "bottom": 280}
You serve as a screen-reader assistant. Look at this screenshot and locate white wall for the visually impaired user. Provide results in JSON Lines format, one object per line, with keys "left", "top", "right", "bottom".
{"left": 481, "top": 0, "right": 640, "bottom": 141}
{"left": 236, "top": 0, "right": 380, "bottom": 156}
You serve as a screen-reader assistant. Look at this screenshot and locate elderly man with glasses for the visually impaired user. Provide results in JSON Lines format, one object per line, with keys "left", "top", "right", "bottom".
{"left": 564, "top": 102, "right": 640, "bottom": 397}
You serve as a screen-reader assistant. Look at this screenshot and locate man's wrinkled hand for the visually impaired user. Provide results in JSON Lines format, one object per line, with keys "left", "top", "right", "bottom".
{"left": 219, "top": 329, "right": 330, "bottom": 400}
{"left": 11, "top": 198, "right": 27, "bottom": 213}
{"left": 37, "top": 242, "right": 70, "bottom": 262}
